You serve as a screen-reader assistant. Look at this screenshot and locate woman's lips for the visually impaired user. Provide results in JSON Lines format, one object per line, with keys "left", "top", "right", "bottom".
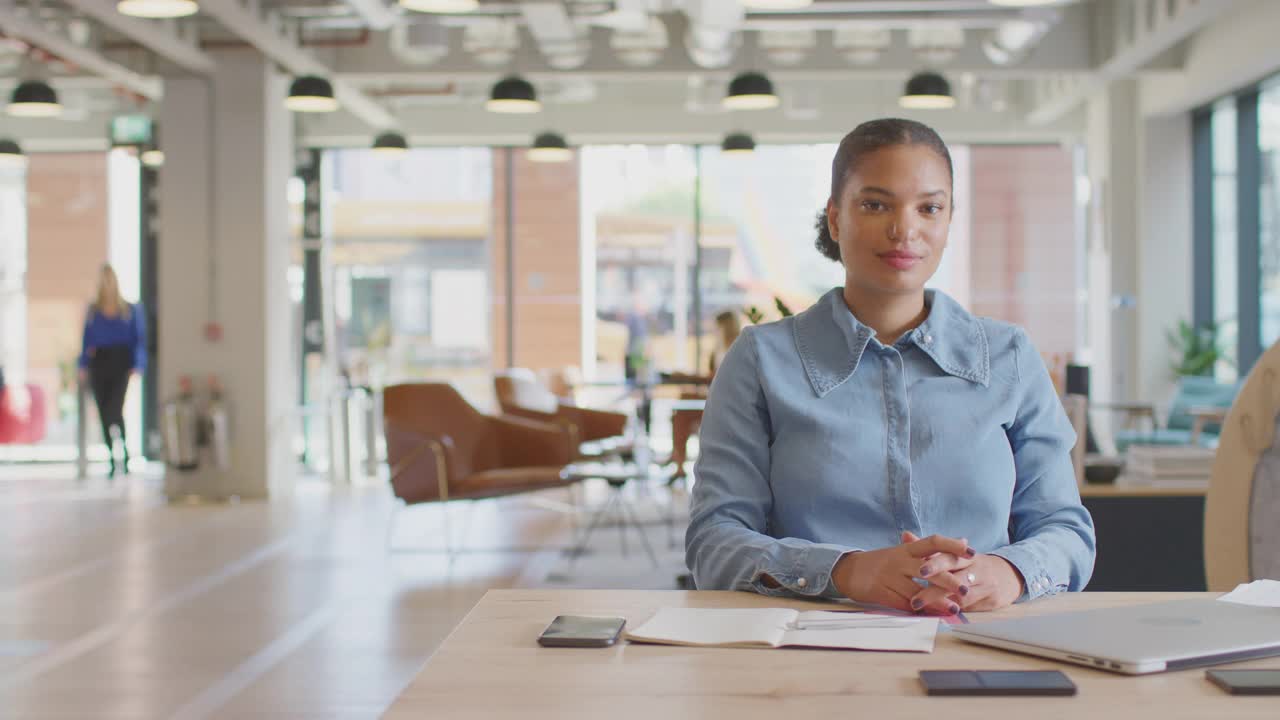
{"left": 879, "top": 251, "right": 922, "bottom": 271}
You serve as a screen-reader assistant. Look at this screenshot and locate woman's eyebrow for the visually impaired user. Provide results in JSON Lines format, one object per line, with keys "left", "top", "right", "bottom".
{"left": 858, "top": 186, "right": 949, "bottom": 198}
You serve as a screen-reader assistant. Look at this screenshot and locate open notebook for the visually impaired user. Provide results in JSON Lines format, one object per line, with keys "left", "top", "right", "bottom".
{"left": 626, "top": 608, "right": 939, "bottom": 652}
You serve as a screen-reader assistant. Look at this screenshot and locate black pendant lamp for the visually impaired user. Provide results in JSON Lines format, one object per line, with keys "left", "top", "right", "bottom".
{"left": 116, "top": 0, "right": 199, "bottom": 18}
{"left": 285, "top": 75, "right": 339, "bottom": 113}
{"left": 486, "top": 76, "right": 541, "bottom": 114}
{"left": 723, "top": 71, "right": 779, "bottom": 110}
{"left": 899, "top": 72, "right": 955, "bottom": 110}
{"left": 8, "top": 81, "right": 61, "bottom": 118}
{"left": 721, "top": 132, "right": 756, "bottom": 154}
{"left": 399, "top": 0, "right": 478, "bottom": 11}
{"left": 0, "top": 138, "right": 27, "bottom": 167}
{"left": 529, "top": 131, "right": 571, "bottom": 162}
{"left": 373, "top": 131, "right": 409, "bottom": 153}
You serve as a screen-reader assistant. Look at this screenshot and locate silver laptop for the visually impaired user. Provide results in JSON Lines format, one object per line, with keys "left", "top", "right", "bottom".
{"left": 953, "top": 599, "right": 1280, "bottom": 675}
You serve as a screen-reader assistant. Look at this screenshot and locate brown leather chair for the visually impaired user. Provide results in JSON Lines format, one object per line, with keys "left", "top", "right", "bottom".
{"left": 383, "top": 382, "right": 576, "bottom": 507}
{"left": 493, "top": 369, "right": 629, "bottom": 453}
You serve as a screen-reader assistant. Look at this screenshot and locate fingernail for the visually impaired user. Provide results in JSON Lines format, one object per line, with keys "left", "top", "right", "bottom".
{"left": 964, "top": 548, "right": 977, "bottom": 558}
{"left": 949, "top": 604, "right": 960, "bottom": 614}
{"left": 911, "top": 598, "right": 924, "bottom": 610}
{"left": 959, "top": 585, "right": 970, "bottom": 596}
{"left": 919, "top": 565, "right": 932, "bottom": 577}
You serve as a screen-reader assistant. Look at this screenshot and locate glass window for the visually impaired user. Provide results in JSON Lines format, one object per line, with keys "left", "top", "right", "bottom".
{"left": 1212, "top": 97, "right": 1239, "bottom": 379}
{"left": 324, "top": 147, "right": 494, "bottom": 401}
{"left": 1260, "top": 77, "right": 1280, "bottom": 350}
{"left": 581, "top": 145, "right": 697, "bottom": 381}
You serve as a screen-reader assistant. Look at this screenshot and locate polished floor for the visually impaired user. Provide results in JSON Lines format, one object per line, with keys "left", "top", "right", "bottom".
{"left": 0, "top": 465, "right": 572, "bottom": 719}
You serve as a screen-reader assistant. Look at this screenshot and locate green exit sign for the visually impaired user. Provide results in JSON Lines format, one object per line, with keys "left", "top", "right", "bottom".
{"left": 109, "top": 114, "right": 152, "bottom": 146}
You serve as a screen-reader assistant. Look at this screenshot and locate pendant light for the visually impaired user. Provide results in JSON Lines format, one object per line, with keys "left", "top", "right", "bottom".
{"left": 140, "top": 147, "right": 164, "bottom": 167}
{"left": 399, "top": 0, "right": 478, "bottom": 12}
{"left": 723, "top": 71, "right": 780, "bottom": 110}
{"left": 486, "top": 76, "right": 541, "bottom": 114}
{"left": 285, "top": 75, "right": 339, "bottom": 113}
{"left": 899, "top": 72, "right": 955, "bottom": 110}
{"left": 529, "top": 131, "right": 571, "bottom": 163}
{"left": 721, "top": 132, "right": 756, "bottom": 155}
{"left": 372, "top": 131, "right": 409, "bottom": 153}
{"left": 117, "top": 0, "right": 199, "bottom": 18}
{"left": 8, "top": 81, "right": 61, "bottom": 118}
{"left": 742, "top": 0, "right": 813, "bottom": 8}
{"left": 0, "top": 139, "right": 27, "bottom": 168}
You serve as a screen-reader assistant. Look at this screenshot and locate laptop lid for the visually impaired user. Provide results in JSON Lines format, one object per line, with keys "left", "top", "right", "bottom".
{"left": 953, "top": 599, "right": 1280, "bottom": 674}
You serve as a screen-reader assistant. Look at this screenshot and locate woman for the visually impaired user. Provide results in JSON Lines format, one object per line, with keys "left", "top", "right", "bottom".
{"left": 685, "top": 119, "right": 1095, "bottom": 615}
{"left": 665, "top": 310, "right": 742, "bottom": 481}
{"left": 79, "top": 265, "right": 147, "bottom": 478}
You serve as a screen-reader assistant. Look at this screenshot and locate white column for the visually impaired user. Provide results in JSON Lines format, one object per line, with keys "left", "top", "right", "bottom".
{"left": 157, "top": 51, "right": 294, "bottom": 499}
{"left": 1138, "top": 113, "right": 1193, "bottom": 404}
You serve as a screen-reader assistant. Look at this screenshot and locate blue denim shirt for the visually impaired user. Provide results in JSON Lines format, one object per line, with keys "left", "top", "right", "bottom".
{"left": 685, "top": 288, "right": 1095, "bottom": 602}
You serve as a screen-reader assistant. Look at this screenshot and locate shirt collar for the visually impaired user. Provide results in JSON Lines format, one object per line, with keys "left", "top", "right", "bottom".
{"left": 792, "top": 287, "right": 990, "bottom": 397}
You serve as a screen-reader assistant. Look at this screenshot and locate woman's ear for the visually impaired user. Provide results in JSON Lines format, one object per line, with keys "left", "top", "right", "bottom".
{"left": 826, "top": 197, "right": 839, "bottom": 241}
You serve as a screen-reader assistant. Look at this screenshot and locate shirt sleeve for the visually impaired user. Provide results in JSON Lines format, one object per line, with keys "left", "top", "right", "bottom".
{"left": 78, "top": 308, "right": 94, "bottom": 370}
{"left": 685, "top": 328, "right": 856, "bottom": 600}
{"left": 988, "top": 329, "right": 1097, "bottom": 601}
{"left": 131, "top": 304, "right": 148, "bottom": 371}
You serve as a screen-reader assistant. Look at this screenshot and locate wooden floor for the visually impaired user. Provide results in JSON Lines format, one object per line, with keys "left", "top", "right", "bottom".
{"left": 0, "top": 465, "right": 572, "bottom": 719}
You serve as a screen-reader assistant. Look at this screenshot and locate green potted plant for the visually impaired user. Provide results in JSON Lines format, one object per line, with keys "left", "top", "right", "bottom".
{"left": 1166, "top": 319, "right": 1231, "bottom": 377}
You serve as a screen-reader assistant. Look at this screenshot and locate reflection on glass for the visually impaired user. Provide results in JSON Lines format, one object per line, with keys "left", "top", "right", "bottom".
{"left": 1212, "top": 97, "right": 1239, "bottom": 380}
{"left": 697, "top": 144, "right": 843, "bottom": 371}
{"left": 309, "top": 147, "right": 494, "bottom": 404}
{"left": 1260, "top": 77, "right": 1280, "bottom": 351}
{"left": 582, "top": 145, "right": 698, "bottom": 381}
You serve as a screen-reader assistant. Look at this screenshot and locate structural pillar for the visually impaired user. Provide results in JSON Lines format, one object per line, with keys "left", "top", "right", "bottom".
{"left": 157, "top": 50, "right": 294, "bottom": 499}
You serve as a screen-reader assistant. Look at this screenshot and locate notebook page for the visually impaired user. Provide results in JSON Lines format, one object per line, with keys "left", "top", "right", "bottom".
{"left": 781, "top": 612, "right": 938, "bottom": 652}
{"left": 625, "top": 607, "right": 794, "bottom": 647}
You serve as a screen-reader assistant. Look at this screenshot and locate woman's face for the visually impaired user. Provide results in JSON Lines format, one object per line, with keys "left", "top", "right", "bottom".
{"left": 826, "top": 144, "right": 952, "bottom": 298}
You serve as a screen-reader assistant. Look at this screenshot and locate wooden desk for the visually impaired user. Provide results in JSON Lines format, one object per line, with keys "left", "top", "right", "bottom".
{"left": 385, "top": 590, "right": 1280, "bottom": 719}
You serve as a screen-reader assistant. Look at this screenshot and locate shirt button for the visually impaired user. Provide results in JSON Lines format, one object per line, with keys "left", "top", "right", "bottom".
{"left": 797, "top": 578, "right": 808, "bottom": 589}
{"left": 922, "top": 333, "right": 933, "bottom": 344}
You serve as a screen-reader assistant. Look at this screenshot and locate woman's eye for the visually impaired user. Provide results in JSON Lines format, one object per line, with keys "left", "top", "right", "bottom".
{"left": 921, "top": 204, "right": 944, "bottom": 215}
{"left": 861, "top": 200, "right": 885, "bottom": 211}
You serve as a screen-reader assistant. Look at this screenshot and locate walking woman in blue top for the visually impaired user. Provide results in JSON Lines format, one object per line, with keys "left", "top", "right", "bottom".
{"left": 79, "top": 265, "right": 146, "bottom": 478}
{"left": 686, "top": 119, "right": 1095, "bottom": 616}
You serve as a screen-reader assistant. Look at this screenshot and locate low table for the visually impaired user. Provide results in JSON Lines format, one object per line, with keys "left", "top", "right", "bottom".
{"left": 561, "top": 463, "right": 660, "bottom": 568}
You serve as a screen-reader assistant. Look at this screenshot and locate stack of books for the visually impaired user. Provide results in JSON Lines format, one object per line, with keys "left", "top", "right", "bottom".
{"left": 1123, "top": 445, "right": 1215, "bottom": 483}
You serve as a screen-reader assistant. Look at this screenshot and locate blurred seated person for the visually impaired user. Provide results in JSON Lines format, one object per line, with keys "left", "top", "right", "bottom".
{"left": 664, "top": 310, "right": 742, "bottom": 481}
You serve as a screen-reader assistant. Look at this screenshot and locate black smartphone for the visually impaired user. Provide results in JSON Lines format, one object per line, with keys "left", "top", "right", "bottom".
{"left": 537, "top": 615, "right": 627, "bottom": 648}
{"left": 1206, "top": 669, "right": 1280, "bottom": 695}
{"left": 920, "top": 670, "right": 1077, "bottom": 697}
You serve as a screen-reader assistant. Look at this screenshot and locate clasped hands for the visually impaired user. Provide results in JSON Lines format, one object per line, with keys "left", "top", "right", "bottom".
{"left": 832, "top": 531, "right": 1025, "bottom": 615}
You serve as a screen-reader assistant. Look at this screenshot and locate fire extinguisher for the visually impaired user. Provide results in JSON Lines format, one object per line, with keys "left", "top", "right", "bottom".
{"left": 205, "top": 375, "right": 230, "bottom": 471}
{"left": 163, "top": 375, "right": 200, "bottom": 471}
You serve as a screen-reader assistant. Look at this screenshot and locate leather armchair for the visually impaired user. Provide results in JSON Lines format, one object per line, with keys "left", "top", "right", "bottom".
{"left": 493, "top": 369, "right": 629, "bottom": 452}
{"left": 383, "top": 382, "right": 576, "bottom": 506}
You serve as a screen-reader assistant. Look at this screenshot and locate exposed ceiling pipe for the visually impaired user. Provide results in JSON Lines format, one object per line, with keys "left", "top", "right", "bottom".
{"left": 519, "top": 1, "right": 591, "bottom": 70}
{"left": 682, "top": 0, "right": 743, "bottom": 69}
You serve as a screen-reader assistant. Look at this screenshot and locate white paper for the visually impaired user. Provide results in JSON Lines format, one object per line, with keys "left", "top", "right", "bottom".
{"left": 1218, "top": 579, "right": 1280, "bottom": 607}
{"left": 625, "top": 607, "right": 938, "bottom": 652}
